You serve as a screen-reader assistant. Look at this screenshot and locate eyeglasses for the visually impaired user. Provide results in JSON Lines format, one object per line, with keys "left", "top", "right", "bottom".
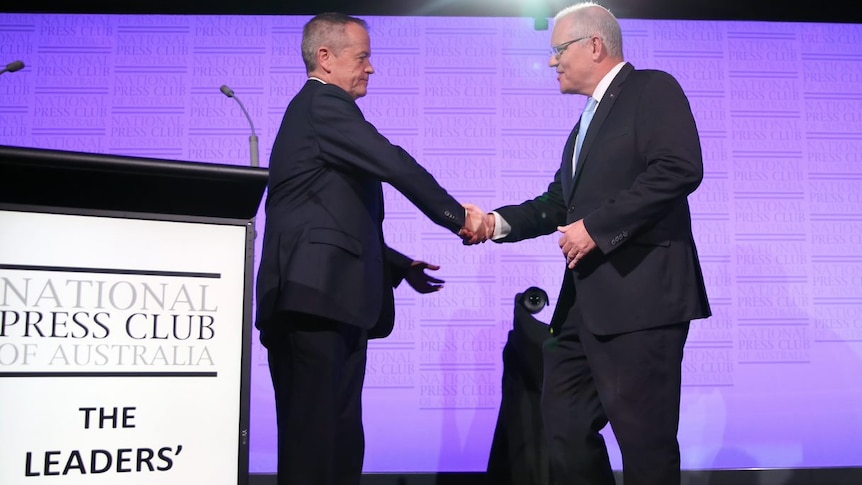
{"left": 550, "top": 36, "right": 590, "bottom": 59}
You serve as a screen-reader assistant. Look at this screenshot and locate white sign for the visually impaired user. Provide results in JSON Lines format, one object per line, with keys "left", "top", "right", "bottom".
{"left": 0, "top": 209, "right": 249, "bottom": 484}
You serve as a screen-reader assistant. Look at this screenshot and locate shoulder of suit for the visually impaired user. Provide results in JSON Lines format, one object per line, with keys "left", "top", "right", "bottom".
{"left": 310, "top": 83, "right": 359, "bottom": 106}
{"left": 620, "top": 68, "right": 684, "bottom": 94}
{"left": 631, "top": 67, "right": 678, "bottom": 83}
{"left": 315, "top": 82, "right": 349, "bottom": 96}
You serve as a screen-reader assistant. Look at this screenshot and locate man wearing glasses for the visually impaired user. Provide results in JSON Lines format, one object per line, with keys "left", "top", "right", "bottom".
{"left": 466, "top": 2, "right": 711, "bottom": 484}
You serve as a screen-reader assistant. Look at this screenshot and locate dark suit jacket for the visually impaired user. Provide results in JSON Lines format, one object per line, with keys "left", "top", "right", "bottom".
{"left": 495, "top": 63, "right": 711, "bottom": 335}
{"left": 256, "top": 79, "right": 466, "bottom": 341}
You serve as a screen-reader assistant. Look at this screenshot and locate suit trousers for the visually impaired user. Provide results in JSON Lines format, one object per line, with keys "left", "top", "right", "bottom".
{"left": 541, "top": 307, "right": 689, "bottom": 485}
{"left": 266, "top": 312, "right": 368, "bottom": 485}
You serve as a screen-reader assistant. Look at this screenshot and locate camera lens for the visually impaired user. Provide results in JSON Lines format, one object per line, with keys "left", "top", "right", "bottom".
{"left": 520, "top": 287, "right": 548, "bottom": 314}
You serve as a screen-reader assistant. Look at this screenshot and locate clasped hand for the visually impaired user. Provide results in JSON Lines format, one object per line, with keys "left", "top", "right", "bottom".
{"left": 459, "top": 203, "right": 494, "bottom": 245}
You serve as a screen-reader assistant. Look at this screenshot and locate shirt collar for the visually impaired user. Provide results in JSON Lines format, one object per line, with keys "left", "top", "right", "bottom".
{"left": 591, "top": 61, "right": 626, "bottom": 103}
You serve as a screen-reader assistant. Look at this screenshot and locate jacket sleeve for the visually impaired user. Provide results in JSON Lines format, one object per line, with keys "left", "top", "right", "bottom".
{"left": 311, "top": 86, "right": 466, "bottom": 235}
{"left": 385, "top": 245, "right": 413, "bottom": 288}
{"left": 494, "top": 168, "right": 568, "bottom": 243}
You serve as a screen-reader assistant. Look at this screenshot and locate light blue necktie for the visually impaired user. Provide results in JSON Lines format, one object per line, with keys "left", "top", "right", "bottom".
{"left": 573, "top": 96, "right": 598, "bottom": 177}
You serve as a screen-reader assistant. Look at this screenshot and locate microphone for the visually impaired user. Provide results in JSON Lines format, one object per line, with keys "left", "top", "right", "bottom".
{"left": 219, "top": 84, "right": 259, "bottom": 168}
{"left": 0, "top": 60, "right": 25, "bottom": 75}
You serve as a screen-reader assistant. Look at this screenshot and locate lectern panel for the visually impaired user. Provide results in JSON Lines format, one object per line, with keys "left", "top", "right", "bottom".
{"left": 0, "top": 207, "right": 251, "bottom": 485}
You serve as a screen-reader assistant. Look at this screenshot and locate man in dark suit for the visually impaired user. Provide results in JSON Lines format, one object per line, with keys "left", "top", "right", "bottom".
{"left": 255, "top": 12, "right": 485, "bottom": 485}
{"left": 468, "top": 3, "right": 712, "bottom": 484}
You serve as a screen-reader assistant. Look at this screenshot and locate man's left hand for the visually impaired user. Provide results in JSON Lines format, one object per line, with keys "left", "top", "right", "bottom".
{"left": 405, "top": 260, "right": 445, "bottom": 293}
{"left": 558, "top": 219, "right": 597, "bottom": 269}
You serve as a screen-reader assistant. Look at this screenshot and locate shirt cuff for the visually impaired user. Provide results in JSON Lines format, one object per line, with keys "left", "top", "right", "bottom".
{"left": 490, "top": 211, "right": 510, "bottom": 240}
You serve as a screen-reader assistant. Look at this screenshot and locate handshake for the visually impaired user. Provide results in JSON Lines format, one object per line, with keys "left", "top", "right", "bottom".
{"left": 460, "top": 203, "right": 495, "bottom": 245}
{"left": 458, "top": 203, "right": 599, "bottom": 269}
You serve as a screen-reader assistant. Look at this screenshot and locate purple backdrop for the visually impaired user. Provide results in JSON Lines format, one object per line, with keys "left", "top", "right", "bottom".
{"left": 1, "top": 13, "right": 861, "bottom": 473}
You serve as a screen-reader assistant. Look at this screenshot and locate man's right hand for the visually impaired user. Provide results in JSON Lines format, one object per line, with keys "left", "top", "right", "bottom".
{"left": 460, "top": 203, "right": 495, "bottom": 245}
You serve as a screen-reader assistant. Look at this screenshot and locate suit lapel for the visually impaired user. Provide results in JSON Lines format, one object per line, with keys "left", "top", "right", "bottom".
{"left": 560, "top": 124, "right": 578, "bottom": 201}
{"left": 377, "top": 183, "right": 385, "bottom": 223}
{"left": 569, "top": 63, "right": 634, "bottom": 196}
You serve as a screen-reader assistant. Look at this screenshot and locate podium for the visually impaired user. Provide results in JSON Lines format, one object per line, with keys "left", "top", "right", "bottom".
{"left": 0, "top": 145, "right": 267, "bottom": 485}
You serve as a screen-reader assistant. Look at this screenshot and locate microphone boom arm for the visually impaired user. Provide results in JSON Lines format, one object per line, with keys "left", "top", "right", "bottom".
{"left": 220, "top": 84, "right": 260, "bottom": 168}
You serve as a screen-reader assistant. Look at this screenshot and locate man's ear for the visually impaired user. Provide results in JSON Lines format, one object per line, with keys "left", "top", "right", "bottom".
{"left": 589, "top": 37, "right": 602, "bottom": 61}
{"left": 317, "top": 48, "right": 332, "bottom": 72}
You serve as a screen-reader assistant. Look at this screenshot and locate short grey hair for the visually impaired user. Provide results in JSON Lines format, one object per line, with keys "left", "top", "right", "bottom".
{"left": 301, "top": 12, "right": 369, "bottom": 73}
{"left": 554, "top": 2, "right": 624, "bottom": 59}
